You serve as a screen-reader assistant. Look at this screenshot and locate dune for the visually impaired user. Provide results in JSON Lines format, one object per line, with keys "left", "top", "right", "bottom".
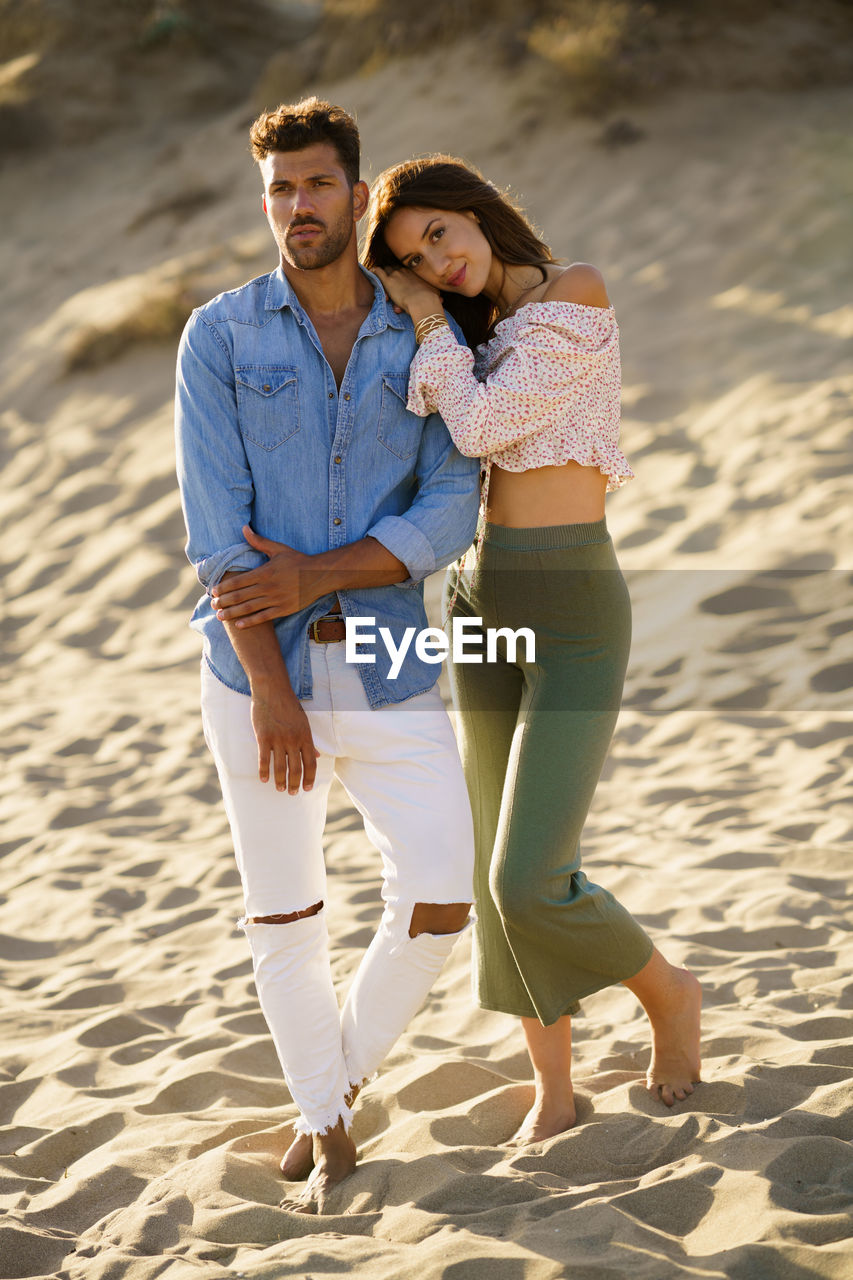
{"left": 1, "top": 12, "right": 851, "bottom": 1280}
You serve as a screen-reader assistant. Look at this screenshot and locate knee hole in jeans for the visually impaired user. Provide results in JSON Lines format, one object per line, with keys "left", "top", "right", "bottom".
{"left": 409, "top": 901, "right": 471, "bottom": 938}
{"left": 247, "top": 901, "right": 324, "bottom": 925}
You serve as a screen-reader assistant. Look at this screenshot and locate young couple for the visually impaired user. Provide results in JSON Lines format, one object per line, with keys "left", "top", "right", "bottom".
{"left": 175, "top": 97, "right": 701, "bottom": 1214}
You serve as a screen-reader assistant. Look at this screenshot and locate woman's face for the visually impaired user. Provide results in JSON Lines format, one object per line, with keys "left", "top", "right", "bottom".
{"left": 383, "top": 206, "right": 496, "bottom": 297}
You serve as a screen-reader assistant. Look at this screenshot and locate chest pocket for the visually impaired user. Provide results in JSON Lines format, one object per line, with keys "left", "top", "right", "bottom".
{"left": 235, "top": 366, "right": 300, "bottom": 451}
{"left": 376, "top": 372, "right": 423, "bottom": 461}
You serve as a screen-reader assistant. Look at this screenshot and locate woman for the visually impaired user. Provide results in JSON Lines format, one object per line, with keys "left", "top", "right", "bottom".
{"left": 364, "top": 156, "right": 701, "bottom": 1143}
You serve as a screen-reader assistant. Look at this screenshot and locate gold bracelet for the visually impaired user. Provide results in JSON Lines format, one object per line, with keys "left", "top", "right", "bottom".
{"left": 414, "top": 313, "right": 448, "bottom": 343}
{"left": 414, "top": 313, "right": 450, "bottom": 344}
{"left": 414, "top": 312, "right": 445, "bottom": 335}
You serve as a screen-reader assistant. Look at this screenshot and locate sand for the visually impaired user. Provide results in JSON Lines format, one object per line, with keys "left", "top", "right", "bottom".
{"left": 1, "top": 36, "right": 851, "bottom": 1280}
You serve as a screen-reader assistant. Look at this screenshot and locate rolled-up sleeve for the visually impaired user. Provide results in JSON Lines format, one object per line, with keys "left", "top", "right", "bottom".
{"left": 367, "top": 408, "right": 479, "bottom": 588}
{"left": 175, "top": 312, "right": 267, "bottom": 591}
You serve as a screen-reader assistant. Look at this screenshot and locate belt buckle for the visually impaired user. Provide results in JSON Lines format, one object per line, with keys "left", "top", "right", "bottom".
{"left": 311, "top": 614, "right": 340, "bottom": 643}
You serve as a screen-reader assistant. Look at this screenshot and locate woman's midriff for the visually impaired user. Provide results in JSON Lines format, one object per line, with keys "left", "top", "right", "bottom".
{"left": 485, "top": 459, "right": 608, "bottom": 528}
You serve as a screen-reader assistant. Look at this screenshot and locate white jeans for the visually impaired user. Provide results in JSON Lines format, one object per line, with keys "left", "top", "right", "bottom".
{"left": 200, "top": 641, "right": 474, "bottom": 1135}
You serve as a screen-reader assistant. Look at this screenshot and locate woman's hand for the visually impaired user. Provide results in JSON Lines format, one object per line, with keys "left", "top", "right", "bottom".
{"left": 211, "top": 527, "right": 319, "bottom": 626}
{"left": 373, "top": 265, "right": 443, "bottom": 321}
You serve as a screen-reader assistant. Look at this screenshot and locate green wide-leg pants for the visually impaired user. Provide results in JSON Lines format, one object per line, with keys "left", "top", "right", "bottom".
{"left": 447, "top": 518, "right": 653, "bottom": 1026}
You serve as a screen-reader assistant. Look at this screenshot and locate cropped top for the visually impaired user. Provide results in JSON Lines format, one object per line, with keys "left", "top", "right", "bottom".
{"left": 407, "top": 299, "right": 634, "bottom": 491}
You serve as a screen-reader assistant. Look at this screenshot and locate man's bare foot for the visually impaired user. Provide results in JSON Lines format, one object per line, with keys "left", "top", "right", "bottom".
{"left": 645, "top": 967, "right": 703, "bottom": 1106}
{"left": 280, "top": 1084, "right": 361, "bottom": 1181}
{"left": 279, "top": 1122, "right": 356, "bottom": 1214}
{"left": 507, "top": 1087, "right": 577, "bottom": 1145}
{"left": 280, "top": 1131, "right": 314, "bottom": 1180}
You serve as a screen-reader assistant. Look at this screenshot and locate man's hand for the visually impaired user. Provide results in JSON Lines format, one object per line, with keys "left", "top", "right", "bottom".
{"left": 213, "top": 529, "right": 408, "bottom": 627}
{"left": 251, "top": 684, "right": 319, "bottom": 794}
{"left": 214, "top": 580, "right": 316, "bottom": 789}
{"left": 212, "top": 527, "right": 319, "bottom": 626}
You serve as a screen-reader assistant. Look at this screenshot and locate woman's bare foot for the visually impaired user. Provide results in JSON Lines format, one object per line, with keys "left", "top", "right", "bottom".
{"left": 507, "top": 1013, "right": 576, "bottom": 1144}
{"left": 508, "top": 1087, "right": 577, "bottom": 1145}
{"left": 279, "top": 1122, "right": 356, "bottom": 1214}
{"left": 624, "top": 948, "right": 702, "bottom": 1106}
{"left": 280, "top": 1131, "right": 313, "bottom": 1180}
{"left": 645, "top": 968, "right": 702, "bottom": 1104}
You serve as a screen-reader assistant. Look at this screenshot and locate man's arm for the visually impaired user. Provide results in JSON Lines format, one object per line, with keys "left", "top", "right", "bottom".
{"left": 218, "top": 575, "right": 318, "bottom": 793}
{"left": 176, "top": 312, "right": 268, "bottom": 591}
{"left": 175, "top": 313, "right": 316, "bottom": 791}
{"left": 212, "top": 406, "right": 480, "bottom": 626}
{"left": 211, "top": 526, "right": 407, "bottom": 625}
{"left": 366, "top": 314, "right": 479, "bottom": 584}
{"left": 365, "top": 403, "right": 480, "bottom": 586}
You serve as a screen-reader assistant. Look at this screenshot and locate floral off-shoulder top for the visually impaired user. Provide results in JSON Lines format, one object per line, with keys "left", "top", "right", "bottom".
{"left": 407, "top": 300, "right": 634, "bottom": 494}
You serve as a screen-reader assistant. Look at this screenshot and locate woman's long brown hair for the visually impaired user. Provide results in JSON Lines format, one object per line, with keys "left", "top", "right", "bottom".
{"left": 363, "top": 155, "right": 556, "bottom": 348}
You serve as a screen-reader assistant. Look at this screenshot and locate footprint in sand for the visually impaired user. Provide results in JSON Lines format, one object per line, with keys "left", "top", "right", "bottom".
{"left": 701, "top": 582, "right": 792, "bottom": 615}
{"left": 810, "top": 661, "right": 853, "bottom": 693}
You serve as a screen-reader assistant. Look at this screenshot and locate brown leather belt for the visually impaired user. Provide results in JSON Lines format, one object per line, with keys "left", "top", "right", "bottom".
{"left": 309, "top": 614, "right": 347, "bottom": 643}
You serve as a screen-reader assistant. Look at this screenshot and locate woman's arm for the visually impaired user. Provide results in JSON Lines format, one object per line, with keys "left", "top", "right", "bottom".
{"left": 408, "top": 309, "right": 618, "bottom": 458}
{"left": 376, "top": 263, "right": 618, "bottom": 460}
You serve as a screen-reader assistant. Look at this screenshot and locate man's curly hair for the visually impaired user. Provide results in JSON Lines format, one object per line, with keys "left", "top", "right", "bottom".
{"left": 249, "top": 97, "right": 360, "bottom": 186}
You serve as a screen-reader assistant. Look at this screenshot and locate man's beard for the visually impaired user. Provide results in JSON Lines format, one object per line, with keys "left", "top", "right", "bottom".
{"left": 277, "top": 206, "right": 354, "bottom": 271}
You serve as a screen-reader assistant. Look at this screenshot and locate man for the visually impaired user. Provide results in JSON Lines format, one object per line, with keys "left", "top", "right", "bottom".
{"left": 174, "top": 98, "right": 479, "bottom": 1213}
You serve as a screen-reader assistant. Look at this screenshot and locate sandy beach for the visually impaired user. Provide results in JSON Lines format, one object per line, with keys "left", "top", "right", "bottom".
{"left": 1, "top": 13, "right": 852, "bottom": 1279}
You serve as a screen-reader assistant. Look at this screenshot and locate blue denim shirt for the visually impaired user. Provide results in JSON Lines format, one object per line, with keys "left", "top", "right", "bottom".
{"left": 175, "top": 265, "right": 480, "bottom": 706}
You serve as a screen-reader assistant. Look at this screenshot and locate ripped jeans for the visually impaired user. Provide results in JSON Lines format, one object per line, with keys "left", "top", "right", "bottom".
{"left": 200, "top": 641, "right": 475, "bottom": 1136}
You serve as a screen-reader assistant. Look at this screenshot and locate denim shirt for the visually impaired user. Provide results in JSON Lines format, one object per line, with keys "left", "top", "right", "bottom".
{"left": 175, "top": 265, "right": 480, "bottom": 707}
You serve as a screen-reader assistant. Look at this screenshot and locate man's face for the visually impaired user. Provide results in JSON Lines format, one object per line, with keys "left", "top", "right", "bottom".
{"left": 260, "top": 142, "right": 366, "bottom": 271}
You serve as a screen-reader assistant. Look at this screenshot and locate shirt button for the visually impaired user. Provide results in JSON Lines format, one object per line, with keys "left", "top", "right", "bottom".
{"left": 334, "top": 456, "right": 342, "bottom": 464}
{"left": 333, "top": 517, "right": 341, "bottom": 526}
{"left": 343, "top": 393, "right": 351, "bottom": 401}
{"left": 328, "top": 391, "right": 334, "bottom": 399}
{"left": 263, "top": 383, "right": 271, "bottom": 392}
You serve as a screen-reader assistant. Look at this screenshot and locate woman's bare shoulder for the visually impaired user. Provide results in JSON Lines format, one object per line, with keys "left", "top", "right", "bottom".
{"left": 542, "top": 263, "right": 611, "bottom": 309}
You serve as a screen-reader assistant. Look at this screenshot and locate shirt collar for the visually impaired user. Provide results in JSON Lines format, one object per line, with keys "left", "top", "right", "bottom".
{"left": 264, "top": 263, "right": 408, "bottom": 332}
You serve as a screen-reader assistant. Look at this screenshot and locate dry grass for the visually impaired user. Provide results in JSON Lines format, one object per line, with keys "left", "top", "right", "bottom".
{"left": 525, "top": 0, "right": 853, "bottom": 112}
{"left": 63, "top": 279, "right": 197, "bottom": 374}
{"left": 0, "top": 0, "right": 309, "bottom": 147}
{"left": 528, "top": 1, "right": 649, "bottom": 114}
{"left": 4, "top": 0, "right": 852, "bottom": 152}
{"left": 302, "top": 0, "right": 853, "bottom": 117}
